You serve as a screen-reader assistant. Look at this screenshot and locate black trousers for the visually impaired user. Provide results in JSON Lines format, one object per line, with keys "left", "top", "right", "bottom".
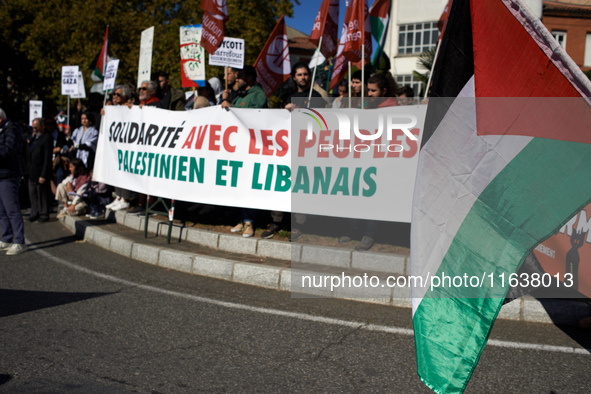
{"left": 28, "top": 179, "right": 50, "bottom": 220}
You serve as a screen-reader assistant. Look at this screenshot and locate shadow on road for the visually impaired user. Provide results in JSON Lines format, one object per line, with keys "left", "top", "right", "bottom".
{"left": 0, "top": 289, "right": 117, "bottom": 317}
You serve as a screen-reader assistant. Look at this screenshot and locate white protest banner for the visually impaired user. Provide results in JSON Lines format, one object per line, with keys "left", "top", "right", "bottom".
{"left": 70, "top": 71, "right": 86, "bottom": 99}
{"left": 137, "top": 27, "right": 154, "bottom": 88}
{"left": 180, "top": 25, "right": 206, "bottom": 88}
{"left": 291, "top": 101, "right": 425, "bottom": 223}
{"left": 208, "top": 37, "right": 245, "bottom": 69}
{"left": 61, "top": 66, "right": 79, "bottom": 95}
{"left": 29, "top": 100, "right": 43, "bottom": 125}
{"left": 95, "top": 106, "right": 290, "bottom": 212}
{"left": 94, "top": 104, "right": 427, "bottom": 222}
{"left": 103, "top": 59, "right": 120, "bottom": 91}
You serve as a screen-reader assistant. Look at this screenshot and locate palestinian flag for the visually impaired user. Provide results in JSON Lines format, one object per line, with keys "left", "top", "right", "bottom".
{"left": 89, "top": 26, "right": 110, "bottom": 81}
{"left": 411, "top": 0, "right": 591, "bottom": 393}
{"left": 369, "top": 0, "right": 390, "bottom": 67}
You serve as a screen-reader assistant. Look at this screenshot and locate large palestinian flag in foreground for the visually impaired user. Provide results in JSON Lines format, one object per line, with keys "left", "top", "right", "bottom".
{"left": 411, "top": 0, "right": 591, "bottom": 393}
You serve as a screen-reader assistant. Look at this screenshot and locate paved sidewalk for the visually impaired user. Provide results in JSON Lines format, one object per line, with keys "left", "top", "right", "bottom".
{"left": 57, "top": 211, "right": 591, "bottom": 326}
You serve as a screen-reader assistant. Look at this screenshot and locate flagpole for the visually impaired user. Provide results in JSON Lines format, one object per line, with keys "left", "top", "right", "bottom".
{"left": 308, "top": 36, "right": 323, "bottom": 108}
{"left": 424, "top": 39, "right": 442, "bottom": 99}
{"left": 67, "top": 96, "right": 70, "bottom": 132}
{"left": 348, "top": 61, "right": 351, "bottom": 108}
{"left": 361, "top": 44, "right": 364, "bottom": 109}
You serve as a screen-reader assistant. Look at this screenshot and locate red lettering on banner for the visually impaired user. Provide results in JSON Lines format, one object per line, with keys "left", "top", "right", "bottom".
{"left": 260, "top": 130, "right": 274, "bottom": 156}
{"left": 275, "top": 130, "right": 289, "bottom": 157}
{"left": 387, "top": 130, "right": 404, "bottom": 158}
{"left": 181, "top": 126, "right": 197, "bottom": 149}
{"left": 298, "top": 130, "right": 316, "bottom": 157}
{"left": 403, "top": 129, "right": 420, "bottom": 158}
{"left": 223, "top": 126, "right": 237, "bottom": 152}
{"left": 248, "top": 129, "right": 260, "bottom": 154}
{"left": 318, "top": 129, "right": 331, "bottom": 158}
{"left": 195, "top": 125, "right": 209, "bottom": 149}
{"left": 209, "top": 124, "right": 222, "bottom": 151}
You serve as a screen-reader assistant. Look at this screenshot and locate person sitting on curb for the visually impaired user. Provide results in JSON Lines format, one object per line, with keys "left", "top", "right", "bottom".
{"left": 56, "top": 158, "right": 91, "bottom": 218}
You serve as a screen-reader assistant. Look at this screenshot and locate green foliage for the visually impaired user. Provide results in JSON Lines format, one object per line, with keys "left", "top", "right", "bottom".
{"left": 0, "top": 0, "right": 294, "bottom": 120}
{"left": 412, "top": 47, "right": 436, "bottom": 97}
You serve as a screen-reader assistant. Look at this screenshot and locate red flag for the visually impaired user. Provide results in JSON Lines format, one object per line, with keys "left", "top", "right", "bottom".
{"left": 254, "top": 16, "right": 291, "bottom": 97}
{"left": 309, "top": 0, "right": 339, "bottom": 58}
{"left": 201, "top": 0, "right": 229, "bottom": 54}
{"left": 328, "top": 23, "right": 348, "bottom": 92}
{"left": 90, "top": 26, "right": 110, "bottom": 80}
{"left": 437, "top": 0, "right": 453, "bottom": 41}
{"left": 343, "top": 0, "right": 371, "bottom": 65}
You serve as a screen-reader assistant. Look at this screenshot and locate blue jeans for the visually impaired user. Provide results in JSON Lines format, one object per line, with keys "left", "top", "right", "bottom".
{"left": 0, "top": 177, "right": 25, "bottom": 244}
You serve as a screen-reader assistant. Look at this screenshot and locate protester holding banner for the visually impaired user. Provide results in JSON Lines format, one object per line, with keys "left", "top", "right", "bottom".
{"left": 221, "top": 66, "right": 267, "bottom": 109}
{"left": 284, "top": 62, "right": 324, "bottom": 110}
{"left": 27, "top": 117, "right": 53, "bottom": 223}
{"left": 138, "top": 80, "right": 162, "bottom": 108}
{"left": 220, "top": 65, "right": 266, "bottom": 237}
{"left": 105, "top": 84, "right": 133, "bottom": 212}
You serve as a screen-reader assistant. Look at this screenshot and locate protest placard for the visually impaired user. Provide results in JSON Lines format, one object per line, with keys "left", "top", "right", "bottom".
{"left": 208, "top": 37, "right": 245, "bottom": 69}
{"left": 61, "top": 66, "right": 79, "bottom": 95}
{"left": 138, "top": 27, "right": 154, "bottom": 88}
{"left": 103, "top": 59, "right": 120, "bottom": 91}
{"left": 29, "top": 100, "right": 43, "bottom": 125}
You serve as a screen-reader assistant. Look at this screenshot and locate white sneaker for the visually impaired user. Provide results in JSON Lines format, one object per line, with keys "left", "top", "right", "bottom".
{"left": 111, "top": 201, "right": 130, "bottom": 211}
{"left": 105, "top": 197, "right": 121, "bottom": 210}
{"left": 231, "top": 222, "right": 244, "bottom": 233}
{"left": 0, "top": 241, "right": 12, "bottom": 251}
{"left": 6, "top": 243, "right": 27, "bottom": 256}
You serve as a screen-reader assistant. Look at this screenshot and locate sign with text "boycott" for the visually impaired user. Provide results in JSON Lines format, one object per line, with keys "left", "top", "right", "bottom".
{"left": 208, "top": 37, "right": 245, "bottom": 69}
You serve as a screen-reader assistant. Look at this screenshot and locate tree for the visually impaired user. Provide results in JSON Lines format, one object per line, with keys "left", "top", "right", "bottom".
{"left": 0, "top": 0, "right": 295, "bottom": 121}
{"left": 412, "top": 47, "right": 436, "bottom": 97}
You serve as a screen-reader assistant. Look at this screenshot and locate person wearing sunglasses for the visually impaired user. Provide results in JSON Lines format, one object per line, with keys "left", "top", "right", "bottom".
{"left": 138, "top": 80, "right": 162, "bottom": 108}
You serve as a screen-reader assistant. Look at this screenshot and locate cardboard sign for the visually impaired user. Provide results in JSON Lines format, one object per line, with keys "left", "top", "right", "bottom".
{"left": 208, "top": 37, "right": 245, "bottom": 69}
{"left": 70, "top": 72, "right": 86, "bottom": 99}
{"left": 61, "top": 66, "right": 80, "bottom": 95}
{"left": 29, "top": 100, "right": 43, "bottom": 126}
{"left": 103, "top": 59, "right": 120, "bottom": 91}
{"left": 138, "top": 27, "right": 154, "bottom": 88}
{"left": 180, "top": 25, "right": 206, "bottom": 88}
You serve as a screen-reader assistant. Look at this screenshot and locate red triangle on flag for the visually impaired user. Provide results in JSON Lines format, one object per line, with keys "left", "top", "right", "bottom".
{"left": 471, "top": 0, "right": 591, "bottom": 144}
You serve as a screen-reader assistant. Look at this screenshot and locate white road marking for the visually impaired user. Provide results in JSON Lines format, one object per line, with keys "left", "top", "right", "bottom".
{"left": 35, "top": 247, "right": 590, "bottom": 356}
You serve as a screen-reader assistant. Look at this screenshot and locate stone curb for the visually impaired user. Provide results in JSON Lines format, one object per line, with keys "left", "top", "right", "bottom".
{"left": 111, "top": 210, "right": 410, "bottom": 276}
{"left": 59, "top": 214, "right": 591, "bottom": 325}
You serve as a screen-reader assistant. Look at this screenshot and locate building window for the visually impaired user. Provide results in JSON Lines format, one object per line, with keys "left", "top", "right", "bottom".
{"left": 396, "top": 74, "right": 423, "bottom": 97}
{"left": 552, "top": 30, "right": 567, "bottom": 49}
{"left": 398, "top": 22, "right": 439, "bottom": 55}
{"left": 585, "top": 33, "right": 591, "bottom": 67}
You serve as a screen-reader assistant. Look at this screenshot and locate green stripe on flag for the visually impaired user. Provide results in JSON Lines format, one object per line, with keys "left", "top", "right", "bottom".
{"left": 414, "top": 137, "right": 591, "bottom": 393}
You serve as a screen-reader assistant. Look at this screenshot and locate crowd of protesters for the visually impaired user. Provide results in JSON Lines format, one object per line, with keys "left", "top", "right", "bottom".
{"left": 0, "top": 62, "right": 416, "bottom": 255}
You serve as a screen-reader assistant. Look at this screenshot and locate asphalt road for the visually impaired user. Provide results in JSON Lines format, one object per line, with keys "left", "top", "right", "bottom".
{"left": 0, "top": 219, "right": 590, "bottom": 393}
